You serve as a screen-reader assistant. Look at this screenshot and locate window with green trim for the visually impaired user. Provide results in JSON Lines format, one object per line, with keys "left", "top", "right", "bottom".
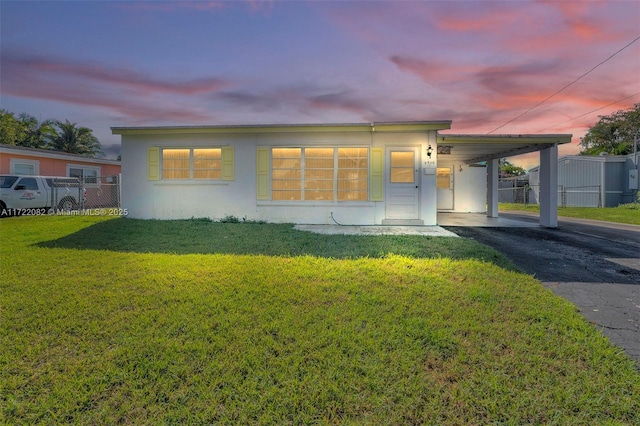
{"left": 162, "top": 148, "right": 221, "bottom": 180}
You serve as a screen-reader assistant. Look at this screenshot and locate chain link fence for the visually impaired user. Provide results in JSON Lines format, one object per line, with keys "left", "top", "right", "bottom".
{"left": 499, "top": 183, "right": 603, "bottom": 207}
{"left": 50, "top": 175, "right": 121, "bottom": 210}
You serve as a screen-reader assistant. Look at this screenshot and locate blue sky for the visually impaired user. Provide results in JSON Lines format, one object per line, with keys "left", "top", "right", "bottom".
{"left": 1, "top": 0, "right": 639, "bottom": 168}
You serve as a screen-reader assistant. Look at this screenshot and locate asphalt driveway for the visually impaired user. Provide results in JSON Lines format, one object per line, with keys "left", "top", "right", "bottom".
{"left": 445, "top": 213, "right": 640, "bottom": 364}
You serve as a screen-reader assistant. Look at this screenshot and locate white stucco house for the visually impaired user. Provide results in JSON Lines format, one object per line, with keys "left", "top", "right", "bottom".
{"left": 112, "top": 121, "right": 571, "bottom": 227}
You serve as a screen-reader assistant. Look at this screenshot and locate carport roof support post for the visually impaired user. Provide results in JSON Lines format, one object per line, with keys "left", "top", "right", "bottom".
{"left": 487, "top": 158, "right": 499, "bottom": 218}
{"left": 539, "top": 144, "right": 559, "bottom": 228}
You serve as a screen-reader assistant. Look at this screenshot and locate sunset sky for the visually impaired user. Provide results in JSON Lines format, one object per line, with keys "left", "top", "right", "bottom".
{"left": 1, "top": 0, "right": 639, "bottom": 168}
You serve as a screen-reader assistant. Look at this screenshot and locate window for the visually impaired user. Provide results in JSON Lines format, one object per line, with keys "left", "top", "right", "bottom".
{"left": 305, "top": 148, "right": 334, "bottom": 200}
{"left": 270, "top": 147, "right": 369, "bottom": 201}
{"left": 338, "top": 148, "right": 368, "bottom": 201}
{"left": 68, "top": 166, "right": 98, "bottom": 184}
{"left": 16, "top": 177, "right": 38, "bottom": 190}
{"left": 437, "top": 168, "right": 452, "bottom": 189}
{"left": 10, "top": 159, "right": 39, "bottom": 175}
{"left": 272, "top": 148, "right": 301, "bottom": 200}
{"left": 162, "top": 148, "right": 222, "bottom": 180}
{"left": 390, "top": 151, "right": 415, "bottom": 183}
{"left": 0, "top": 176, "right": 19, "bottom": 188}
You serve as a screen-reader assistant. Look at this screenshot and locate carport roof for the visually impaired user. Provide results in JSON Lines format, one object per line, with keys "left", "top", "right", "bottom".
{"left": 436, "top": 133, "right": 572, "bottom": 165}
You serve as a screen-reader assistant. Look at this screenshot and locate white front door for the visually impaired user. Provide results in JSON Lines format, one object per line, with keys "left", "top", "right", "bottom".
{"left": 436, "top": 167, "right": 454, "bottom": 210}
{"left": 385, "top": 148, "right": 420, "bottom": 220}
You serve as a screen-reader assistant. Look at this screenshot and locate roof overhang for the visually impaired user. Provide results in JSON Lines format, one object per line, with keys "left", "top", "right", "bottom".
{"left": 436, "top": 134, "right": 572, "bottom": 165}
{"left": 0, "top": 144, "right": 120, "bottom": 165}
{"left": 111, "top": 120, "right": 452, "bottom": 136}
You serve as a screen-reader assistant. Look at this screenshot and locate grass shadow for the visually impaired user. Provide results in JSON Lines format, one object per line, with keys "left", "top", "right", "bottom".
{"left": 36, "top": 218, "right": 517, "bottom": 269}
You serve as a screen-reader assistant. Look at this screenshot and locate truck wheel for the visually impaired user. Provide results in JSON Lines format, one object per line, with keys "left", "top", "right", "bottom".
{"left": 57, "top": 197, "right": 77, "bottom": 211}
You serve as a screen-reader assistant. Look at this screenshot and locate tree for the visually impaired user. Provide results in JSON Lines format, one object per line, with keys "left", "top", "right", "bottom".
{"left": 48, "top": 120, "right": 103, "bottom": 157}
{"left": 17, "top": 113, "right": 56, "bottom": 149}
{"left": 1, "top": 111, "right": 56, "bottom": 149}
{"left": 0, "top": 110, "right": 23, "bottom": 145}
{"left": 499, "top": 159, "right": 526, "bottom": 178}
{"left": 580, "top": 103, "right": 640, "bottom": 156}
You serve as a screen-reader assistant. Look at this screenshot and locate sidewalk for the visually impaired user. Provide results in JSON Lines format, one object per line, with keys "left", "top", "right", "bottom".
{"left": 294, "top": 224, "right": 459, "bottom": 237}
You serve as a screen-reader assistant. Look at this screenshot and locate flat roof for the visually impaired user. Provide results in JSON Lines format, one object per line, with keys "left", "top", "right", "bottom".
{"left": 111, "top": 120, "right": 453, "bottom": 135}
{"left": 437, "top": 133, "right": 572, "bottom": 164}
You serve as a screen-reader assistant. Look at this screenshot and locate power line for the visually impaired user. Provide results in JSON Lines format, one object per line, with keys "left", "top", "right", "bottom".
{"left": 487, "top": 35, "right": 640, "bottom": 134}
{"left": 535, "top": 92, "right": 640, "bottom": 133}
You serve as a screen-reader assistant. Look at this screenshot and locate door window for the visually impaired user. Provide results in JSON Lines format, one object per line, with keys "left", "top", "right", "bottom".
{"left": 437, "top": 168, "right": 452, "bottom": 189}
{"left": 390, "top": 151, "right": 415, "bottom": 183}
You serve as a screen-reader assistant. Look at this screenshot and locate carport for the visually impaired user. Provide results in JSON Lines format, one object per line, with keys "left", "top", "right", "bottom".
{"left": 436, "top": 134, "right": 573, "bottom": 228}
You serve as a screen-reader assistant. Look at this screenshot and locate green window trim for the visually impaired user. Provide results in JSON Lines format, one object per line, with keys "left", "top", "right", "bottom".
{"left": 148, "top": 147, "right": 160, "bottom": 181}
{"left": 147, "top": 147, "right": 234, "bottom": 181}
{"left": 222, "top": 147, "right": 234, "bottom": 181}
{"left": 256, "top": 147, "right": 269, "bottom": 200}
{"left": 370, "top": 147, "right": 384, "bottom": 201}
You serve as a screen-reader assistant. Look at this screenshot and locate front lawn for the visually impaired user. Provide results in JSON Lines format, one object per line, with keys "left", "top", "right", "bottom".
{"left": 1, "top": 216, "right": 639, "bottom": 424}
{"left": 500, "top": 202, "right": 640, "bottom": 225}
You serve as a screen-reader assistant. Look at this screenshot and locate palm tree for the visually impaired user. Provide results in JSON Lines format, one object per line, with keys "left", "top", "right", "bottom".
{"left": 49, "top": 120, "right": 103, "bottom": 157}
{"left": 18, "top": 114, "right": 56, "bottom": 149}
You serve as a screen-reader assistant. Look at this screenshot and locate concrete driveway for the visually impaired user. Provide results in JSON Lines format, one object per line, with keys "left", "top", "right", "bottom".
{"left": 445, "top": 213, "right": 640, "bottom": 365}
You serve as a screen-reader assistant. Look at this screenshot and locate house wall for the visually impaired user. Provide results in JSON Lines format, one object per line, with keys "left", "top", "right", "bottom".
{"left": 121, "top": 129, "right": 442, "bottom": 225}
{"left": 435, "top": 162, "right": 486, "bottom": 213}
{"left": 0, "top": 152, "right": 121, "bottom": 176}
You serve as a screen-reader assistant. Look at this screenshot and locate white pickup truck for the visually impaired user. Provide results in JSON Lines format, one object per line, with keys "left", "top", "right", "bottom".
{"left": 0, "top": 175, "right": 85, "bottom": 216}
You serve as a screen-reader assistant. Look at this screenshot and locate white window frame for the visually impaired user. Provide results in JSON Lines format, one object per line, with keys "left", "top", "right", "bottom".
{"left": 10, "top": 158, "right": 39, "bottom": 175}
{"left": 270, "top": 147, "right": 369, "bottom": 202}
{"left": 160, "top": 147, "right": 223, "bottom": 181}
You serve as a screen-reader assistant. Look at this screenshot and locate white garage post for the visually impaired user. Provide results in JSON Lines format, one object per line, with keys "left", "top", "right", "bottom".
{"left": 539, "top": 144, "right": 558, "bottom": 228}
{"left": 487, "top": 158, "right": 499, "bottom": 218}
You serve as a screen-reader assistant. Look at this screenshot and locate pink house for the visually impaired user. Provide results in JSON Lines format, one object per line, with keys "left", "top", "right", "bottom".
{"left": 0, "top": 144, "right": 120, "bottom": 178}
{"left": 1, "top": 144, "right": 122, "bottom": 208}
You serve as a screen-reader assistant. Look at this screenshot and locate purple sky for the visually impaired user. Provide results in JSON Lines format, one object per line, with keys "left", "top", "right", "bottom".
{"left": 1, "top": 0, "right": 639, "bottom": 168}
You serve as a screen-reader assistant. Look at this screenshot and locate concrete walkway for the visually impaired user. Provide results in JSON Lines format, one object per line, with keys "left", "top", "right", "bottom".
{"left": 295, "top": 212, "right": 539, "bottom": 236}
{"left": 437, "top": 212, "right": 539, "bottom": 227}
{"left": 294, "top": 224, "right": 459, "bottom": 237}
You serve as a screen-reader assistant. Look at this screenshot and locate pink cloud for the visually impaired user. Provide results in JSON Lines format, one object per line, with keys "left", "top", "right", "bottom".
{"left": 4, "top": 53, "right": 229, "bottom": 96}
{"left": 389, "top": 56, "right": 479, "bottom": 84}
{"left": 115, "top": 1, "right": 227, "bottom": 13}
{"left": 218, "top": 86, "right": 378, "bottom": 119}
{"left": 2, "top": 52, "right": 229, "bottom": 123}
{"left": 114, "top": 0, "right": 273, "bottom": 14}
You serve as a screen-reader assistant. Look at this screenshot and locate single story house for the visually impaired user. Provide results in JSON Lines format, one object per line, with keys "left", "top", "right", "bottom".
{"left": 0, "top": 144, "right": 122, "bottom": 208}
{"left": 529, "top": 152, "right": 639, "bottom": 207}
{"left": 0, "top": 144, "right": 121, "bottom": 179}
{"left": 112, "top": 121, "right": 571, "bottom": 227}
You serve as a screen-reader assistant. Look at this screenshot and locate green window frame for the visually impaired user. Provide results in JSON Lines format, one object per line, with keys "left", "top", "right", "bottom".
{"left": 152, "top": 147, "right": 234, "bottom": 181}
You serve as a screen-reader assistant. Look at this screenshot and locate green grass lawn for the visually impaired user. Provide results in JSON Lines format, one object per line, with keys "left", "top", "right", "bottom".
{"left": 2, "top": 216, "right": 639, "bottom": 424}
{"left": 500, "top": 202, "right": 640, "bottom": 225}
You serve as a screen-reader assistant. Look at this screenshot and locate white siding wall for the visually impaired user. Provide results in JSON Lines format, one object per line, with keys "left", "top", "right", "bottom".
{"left": 121, "top": 129, "right": 442, "bottom": 225}
{"left": 436, "top": 162, "right": 487, "bottom": 213}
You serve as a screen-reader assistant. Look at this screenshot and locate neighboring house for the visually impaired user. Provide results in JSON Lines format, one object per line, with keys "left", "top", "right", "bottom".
{"left": 529, "top": 153, "right": 639, "bottom": 207}
{"left": 112, "top": 121, "right": 571, "bottom": 227}
{"left": 0, "top": 144, "right": 121, "bottom": 179}
{"left": 0, "top": 144, "right": 122, "bottom": 208}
